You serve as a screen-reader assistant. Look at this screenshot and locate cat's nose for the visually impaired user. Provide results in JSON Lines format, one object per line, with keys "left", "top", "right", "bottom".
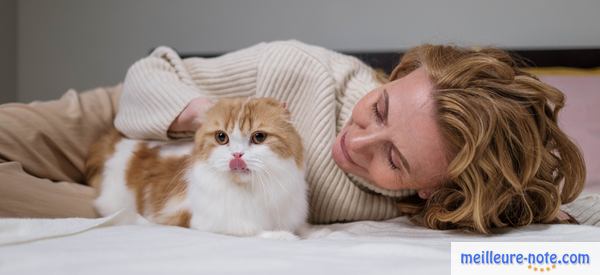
{"left": 232, "top": 152, "right": 244, "bottom": 159}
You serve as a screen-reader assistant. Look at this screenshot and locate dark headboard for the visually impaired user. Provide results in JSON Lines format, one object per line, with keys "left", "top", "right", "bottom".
{"left": 180, "top": 48, "right": 600, "bottom": 75}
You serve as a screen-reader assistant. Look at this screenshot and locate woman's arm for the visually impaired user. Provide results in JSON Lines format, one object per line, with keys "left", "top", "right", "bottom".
{"left": 115, "top": 46, "right": 203, "bottom": 140}
{"left": 115, "top": 44, "right": 264, "bottom": 140}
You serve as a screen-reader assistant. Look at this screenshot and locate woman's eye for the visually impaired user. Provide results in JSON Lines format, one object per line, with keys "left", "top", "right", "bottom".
{"left": 387, "top": 146, "right": 399, "bottom": 171}
{"left": 215, "top": 131, "right": 229, "bottom": 145}
{"left": 251, "top": 131, "right": 267, "bottom": 144}
{"left": 371, "top": 103, "right": 383, "bottom": 124}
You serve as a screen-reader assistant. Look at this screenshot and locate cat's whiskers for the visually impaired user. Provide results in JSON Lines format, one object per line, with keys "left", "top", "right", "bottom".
{"left": 254, "top": 170, "right": 272, "bottom": 212}
{"left": 251, "top": 169, "right": 270, "bottom": 206}
{"left": 252, "top": 159, "right": 289, "bottom": 194}
{"left": 212, "top": 158, "right": 231, "bottom": 172}
{"left": 250, "top": 173, "right": 264, "bottom": 194}
{"left": 247, "top": 159, "right": 285, "bottom": 228}
{"left": 259, "top": 168, "right": 285, "bottom": 229}
{"left": 244, "top": 159, "right": 273, "bottom": 201}
{"left": 254, "top": 171, "right": 283, "bottom": 229}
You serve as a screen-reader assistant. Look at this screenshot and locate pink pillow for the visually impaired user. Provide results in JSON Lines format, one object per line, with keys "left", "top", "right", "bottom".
{"left": 540, "top": 75, "right": 600, "bottom": 193}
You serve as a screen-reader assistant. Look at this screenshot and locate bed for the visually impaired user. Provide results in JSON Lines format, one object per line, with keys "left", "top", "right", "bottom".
{"left": 1, "top": 195, "right": 599, "bottom": 275}
{"left": 1, "top": 48, "right": 599, "bottom": 274}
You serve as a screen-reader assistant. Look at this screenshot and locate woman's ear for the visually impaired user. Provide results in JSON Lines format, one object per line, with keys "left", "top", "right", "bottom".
{"left": 418, "top": 187, "right": 436, "bottom": 199}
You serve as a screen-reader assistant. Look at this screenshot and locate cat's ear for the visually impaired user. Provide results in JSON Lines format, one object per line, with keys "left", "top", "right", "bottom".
{"left": 280, "top": 101, "right": 292, "bottom": 117}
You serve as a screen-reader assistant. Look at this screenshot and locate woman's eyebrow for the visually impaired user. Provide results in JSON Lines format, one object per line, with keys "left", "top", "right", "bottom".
{"left": 384, "top": 89, "right": 412, "bottom": 174}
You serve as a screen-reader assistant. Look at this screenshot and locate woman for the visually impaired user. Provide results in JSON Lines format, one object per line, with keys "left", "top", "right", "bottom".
{"left": 0, "top": 40, "right": 592, "bottom": 233}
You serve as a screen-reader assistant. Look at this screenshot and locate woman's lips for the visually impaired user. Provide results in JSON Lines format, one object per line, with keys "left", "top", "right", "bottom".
{"left": 341, "top": 132, "right": 357, "bottom": 166}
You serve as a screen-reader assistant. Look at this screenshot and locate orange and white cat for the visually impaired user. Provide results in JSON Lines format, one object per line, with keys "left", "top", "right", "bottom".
{"left": 86, "top": 97, "right": 308, "bottom": 238}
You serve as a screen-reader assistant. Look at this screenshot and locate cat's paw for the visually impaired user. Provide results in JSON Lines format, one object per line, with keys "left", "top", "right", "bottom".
{"left": 257, "top": 230, "right": 300, "bottom": 240}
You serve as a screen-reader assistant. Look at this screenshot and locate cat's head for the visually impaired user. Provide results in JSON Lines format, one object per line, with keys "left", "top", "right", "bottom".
{"left": 192, "top": 97, "right": 304, "bottom": 183}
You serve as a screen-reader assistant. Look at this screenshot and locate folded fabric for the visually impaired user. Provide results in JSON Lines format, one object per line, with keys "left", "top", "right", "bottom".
{"left": 0, "top": 210, "right": 126, "bottom": 246}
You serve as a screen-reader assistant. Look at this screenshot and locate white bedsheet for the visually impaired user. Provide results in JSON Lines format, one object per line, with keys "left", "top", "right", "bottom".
{"left": 1, "top": 210, "right": 599, "bottom": 275}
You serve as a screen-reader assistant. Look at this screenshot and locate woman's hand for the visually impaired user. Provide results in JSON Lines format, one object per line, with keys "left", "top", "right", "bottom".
{"left": 169, "top": 97, "right": 215, "bottom": 133}
{"left": 557, "top": 210, "right": 578, "bottom": 224}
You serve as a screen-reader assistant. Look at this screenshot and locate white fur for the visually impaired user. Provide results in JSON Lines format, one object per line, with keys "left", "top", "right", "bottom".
{"left": 186, "top": 127, "right": 308, "bottom": 237}
{"left": 94, "top": 139, "right": 139, "bottom": 221}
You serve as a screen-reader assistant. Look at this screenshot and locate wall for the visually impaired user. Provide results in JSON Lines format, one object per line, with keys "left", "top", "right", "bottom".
{"left": 0, "top": 0, "right": 16, "bottom": 103}
{"left": 17, "top": 0, "right": 600, "bottom": 102}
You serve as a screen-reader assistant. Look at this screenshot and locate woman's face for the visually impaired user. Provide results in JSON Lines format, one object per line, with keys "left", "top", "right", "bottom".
{"left": 332, "top": 67, "right": 448, "bottom": 198}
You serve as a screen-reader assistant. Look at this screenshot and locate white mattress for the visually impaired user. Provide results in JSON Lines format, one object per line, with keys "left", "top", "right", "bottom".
{"left": 1, "top": 209, "right": 600, "bottom": 275}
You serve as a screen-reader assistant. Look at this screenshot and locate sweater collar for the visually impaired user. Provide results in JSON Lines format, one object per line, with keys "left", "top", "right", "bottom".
{"left": 348, "top": 173, "right": 416, "bottom": 199}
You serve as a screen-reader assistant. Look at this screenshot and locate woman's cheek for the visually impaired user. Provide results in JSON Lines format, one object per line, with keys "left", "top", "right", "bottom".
{"left": 368, "top": 166, "right": 396, "bottom": 190}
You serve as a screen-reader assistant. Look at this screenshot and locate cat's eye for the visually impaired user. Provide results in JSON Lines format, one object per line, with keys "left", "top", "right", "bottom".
{"left": 251, "top": 131, "right": 267, "bottom": 144}
{"left": 215, "top": 131, "right": 229, "bottom": 145}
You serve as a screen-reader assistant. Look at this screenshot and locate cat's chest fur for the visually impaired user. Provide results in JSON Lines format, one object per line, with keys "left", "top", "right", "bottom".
{"left": 186, "top": 158, "right": 306, "bottom": 235}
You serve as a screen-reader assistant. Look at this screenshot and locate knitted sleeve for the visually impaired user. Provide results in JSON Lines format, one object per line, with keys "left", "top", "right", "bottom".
{"left": 562, "top": 193, "right": 600, "bottom": 226}
{"left": 115, "top": 44, "right": 264, "bottom": 140}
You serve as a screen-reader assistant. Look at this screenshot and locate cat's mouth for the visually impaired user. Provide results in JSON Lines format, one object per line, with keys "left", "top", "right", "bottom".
{"left": 228, "top": 166, "right": 252, "bottom": 184}
{"left": 230, "top": 168, "right": 251, "bottom": 174}
{"left": 229, "top": 158, "right": 251, "bottom": 174}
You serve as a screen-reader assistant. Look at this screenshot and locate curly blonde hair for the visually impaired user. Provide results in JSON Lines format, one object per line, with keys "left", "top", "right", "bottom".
{"left": 392, "top": 45, "right": 586, "bottom": 233}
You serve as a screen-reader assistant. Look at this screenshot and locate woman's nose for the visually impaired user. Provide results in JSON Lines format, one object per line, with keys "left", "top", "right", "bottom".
{"left": 346, "top": 127, "right": 384, "bottom": 157}
{"left": 352, "top": 108, "right": 370, "bottom": 131}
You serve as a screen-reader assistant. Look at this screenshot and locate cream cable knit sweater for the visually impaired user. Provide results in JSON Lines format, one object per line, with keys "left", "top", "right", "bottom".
{"left": 115, "top": 40, "right": 414, "bottom": 224}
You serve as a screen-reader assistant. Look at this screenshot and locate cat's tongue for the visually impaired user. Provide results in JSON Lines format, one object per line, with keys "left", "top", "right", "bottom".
{"left": 229, "top": 158, "right": 247, "bottom": 171}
